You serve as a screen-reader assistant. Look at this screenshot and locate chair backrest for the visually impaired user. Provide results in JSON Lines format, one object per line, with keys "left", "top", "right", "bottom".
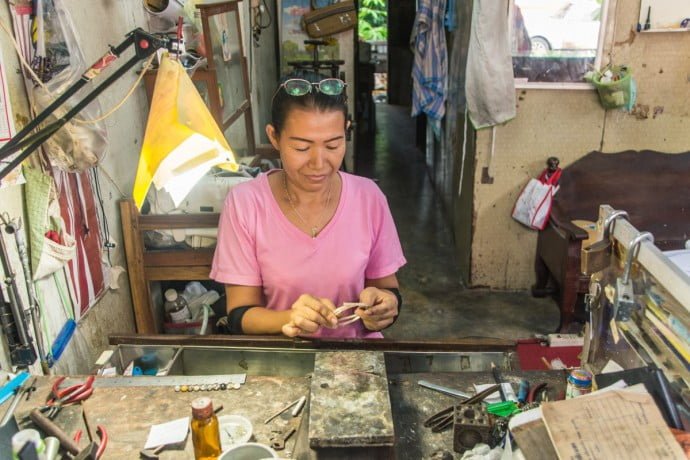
{"left": 554, "top": 150, "right": 690, "bottom": 249}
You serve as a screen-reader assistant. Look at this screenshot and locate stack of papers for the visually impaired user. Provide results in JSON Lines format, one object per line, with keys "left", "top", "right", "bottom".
{"left": 510, "top": 388, "right": 686, "bottom": 459}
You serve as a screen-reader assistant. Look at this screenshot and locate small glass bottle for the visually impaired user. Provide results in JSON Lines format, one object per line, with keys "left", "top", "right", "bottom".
{"left": 164, "top": 289, "right": 191, "bottom": 323}
{"left": 191, "top": 397, "right": 221, "bottom": 460}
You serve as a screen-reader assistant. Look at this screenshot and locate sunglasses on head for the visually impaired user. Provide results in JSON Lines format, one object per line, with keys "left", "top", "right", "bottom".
{"left": 277, "top": 78, "right": 347, "bottom": 97}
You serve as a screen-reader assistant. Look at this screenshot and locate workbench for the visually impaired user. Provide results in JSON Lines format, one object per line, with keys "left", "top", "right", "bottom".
{"left": 7, "top": 336, "right": 568, "bottom": 459}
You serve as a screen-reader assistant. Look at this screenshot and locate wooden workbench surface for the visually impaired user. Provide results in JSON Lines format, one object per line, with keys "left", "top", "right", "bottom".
{"left": 10, "top": 370, "right": 566, "bottom": 459}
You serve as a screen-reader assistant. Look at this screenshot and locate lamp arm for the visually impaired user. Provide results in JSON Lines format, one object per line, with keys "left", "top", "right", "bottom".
{"left": 0, "top": 28, "right": 170, "bottom": 180}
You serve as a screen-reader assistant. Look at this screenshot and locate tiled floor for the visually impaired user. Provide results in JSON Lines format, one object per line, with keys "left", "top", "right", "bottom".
{"left": 355, "top": 104, "right": 560, "bottom": 341}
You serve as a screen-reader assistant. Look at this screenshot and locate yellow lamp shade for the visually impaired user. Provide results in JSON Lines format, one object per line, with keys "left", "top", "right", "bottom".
{"left": 133, "top": 54, "right": 237, "bottom": 209}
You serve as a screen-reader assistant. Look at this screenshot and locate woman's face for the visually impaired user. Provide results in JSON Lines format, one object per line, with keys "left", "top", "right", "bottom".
{"left": 266, "top": 108, "right": 346, "bottom": 191}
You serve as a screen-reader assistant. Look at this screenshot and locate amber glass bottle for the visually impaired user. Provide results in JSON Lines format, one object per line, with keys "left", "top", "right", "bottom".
{"left": 191, "top": 397, "right": 222, "bottom": 459}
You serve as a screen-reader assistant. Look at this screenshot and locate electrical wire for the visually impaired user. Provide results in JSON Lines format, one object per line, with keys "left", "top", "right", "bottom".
{"left": 251, "top": 0, "right": 273, "bottom": 46}
{"left": 0, "top": 17, "right": 155, "bottom": 125}
{"left": 89, "top": 167, "right": 113, "bottom": 266}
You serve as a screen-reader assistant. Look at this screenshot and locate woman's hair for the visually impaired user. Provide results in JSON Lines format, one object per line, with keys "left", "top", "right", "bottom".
{"left": 270, "top": 73, "right": 348, "bottom": 135}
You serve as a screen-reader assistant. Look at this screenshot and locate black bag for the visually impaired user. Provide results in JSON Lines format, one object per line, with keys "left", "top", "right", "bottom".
{"left": 301, "top": 0, "right": 356, "bottom": 38}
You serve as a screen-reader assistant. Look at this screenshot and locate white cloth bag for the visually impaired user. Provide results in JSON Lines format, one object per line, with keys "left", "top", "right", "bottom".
{"left": 512, "top": 168, "right": 562, "bottom": 230}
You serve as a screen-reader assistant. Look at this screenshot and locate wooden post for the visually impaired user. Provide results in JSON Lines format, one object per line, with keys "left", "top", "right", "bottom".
{"left": 119, "top": 199, "right": 156, "bottom": 334}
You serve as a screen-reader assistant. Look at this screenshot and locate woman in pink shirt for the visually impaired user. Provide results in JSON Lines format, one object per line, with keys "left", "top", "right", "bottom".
{"left": 210, "top": 77, "right": 406, "bottom": 339}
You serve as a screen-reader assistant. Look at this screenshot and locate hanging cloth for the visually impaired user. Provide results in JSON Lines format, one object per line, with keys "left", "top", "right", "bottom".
{"left": 465, "top": 0, "right": 516, "bottom": 129}
{"left": 410, "top": 0, "right": 448, "bottom": 138}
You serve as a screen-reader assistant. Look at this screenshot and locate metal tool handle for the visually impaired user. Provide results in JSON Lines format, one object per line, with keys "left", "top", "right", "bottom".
{"left": 0, "top": 380, "right": 29, "bottom": 426}
{"left": 29, "top": 408, "right": 81, "bottom": 455}
{"left": 417, "top": 380, "right": 471, "bottom": 399}
{"left": 0, "top": 225, "right": 33, "bottom": 350}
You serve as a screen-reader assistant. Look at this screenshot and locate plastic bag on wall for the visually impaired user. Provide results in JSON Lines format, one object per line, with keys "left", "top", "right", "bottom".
{"left": 27, "top": 0, "right": 108, "bottom": 172}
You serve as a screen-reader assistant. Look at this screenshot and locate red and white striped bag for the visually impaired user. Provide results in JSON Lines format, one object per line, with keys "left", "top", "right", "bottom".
{"left": 512, "top": 168, "right": 562, "bottom": 230}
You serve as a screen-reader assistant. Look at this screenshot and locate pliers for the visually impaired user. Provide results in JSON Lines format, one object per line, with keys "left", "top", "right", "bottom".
{"left": 95, "top": 425, "right": 108, "bottom": 459}
{"left": 40, "top": 376, "right": 95, "bottom": 419}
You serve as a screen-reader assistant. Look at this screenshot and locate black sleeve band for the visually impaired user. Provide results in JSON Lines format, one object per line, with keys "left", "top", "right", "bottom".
{"left": 386, "top": 287, "right": 402, "bottom": 326}
{"left": 228, "top": 306, "right": 256, "bottom": 334}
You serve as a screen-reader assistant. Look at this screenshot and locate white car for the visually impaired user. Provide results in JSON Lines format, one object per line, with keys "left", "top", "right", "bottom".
{"left": 518, "top": 0, "right": 602, "bottom": 52}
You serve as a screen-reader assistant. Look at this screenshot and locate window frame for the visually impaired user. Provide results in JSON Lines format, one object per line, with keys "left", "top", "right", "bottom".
{"left": 509, "top": 0, "right": 611, "bottom": 90}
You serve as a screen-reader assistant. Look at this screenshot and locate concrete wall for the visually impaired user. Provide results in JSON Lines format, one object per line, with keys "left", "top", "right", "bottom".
{"left": 469, "top": 0, "right": 690, "bottom": 289}
{"left": 0, "top": 0, "right": 148, "bottom": 374}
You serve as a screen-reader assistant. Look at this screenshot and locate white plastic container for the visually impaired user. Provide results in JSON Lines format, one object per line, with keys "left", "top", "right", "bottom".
{"left": 219, "top": 442, "right": 277, "bottom": 460}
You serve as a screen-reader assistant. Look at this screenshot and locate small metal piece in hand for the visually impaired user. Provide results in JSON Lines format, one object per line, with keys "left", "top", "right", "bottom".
{"left": 333, "top": 302, "right": 369, "bottom": 327}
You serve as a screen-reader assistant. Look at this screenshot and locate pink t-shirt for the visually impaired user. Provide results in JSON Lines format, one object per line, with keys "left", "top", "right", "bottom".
{"left": 210, "top": 170, "right": 406, "bottom": 338}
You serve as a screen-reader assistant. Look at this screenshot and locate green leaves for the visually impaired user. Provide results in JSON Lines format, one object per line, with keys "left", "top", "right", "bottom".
{"left": 358, "top": 0, "right": 387, "bottom": 42}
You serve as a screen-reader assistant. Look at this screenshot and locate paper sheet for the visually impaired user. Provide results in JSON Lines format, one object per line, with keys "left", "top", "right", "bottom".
{"left": 474, "top": 383, "right": 517, "bottom": 403}
{"left": 144, "top": 416, "right": 190, "bottom": 449}
{"left": 541, "top": 390, "right": 685, "bottom": 459}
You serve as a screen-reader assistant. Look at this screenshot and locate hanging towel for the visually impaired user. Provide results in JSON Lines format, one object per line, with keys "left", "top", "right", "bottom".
{"left": 445, "top": 0, "right": 457, "bottom": 32}
{"left": 411, "top": 0, "right": 448, "bottom": 138}
{"left": 465, "top": 0, "right": 516, "bottom": 129}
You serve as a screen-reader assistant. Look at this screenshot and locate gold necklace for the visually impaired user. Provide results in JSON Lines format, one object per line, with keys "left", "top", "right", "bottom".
{"left": 283, "top": 171, "right": 333, "bottom": 238}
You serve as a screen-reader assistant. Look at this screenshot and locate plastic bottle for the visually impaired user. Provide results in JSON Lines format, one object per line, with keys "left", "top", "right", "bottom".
{"left": 190, "top": 397, "right": 221, "bottom": 460}
{"left": 164, "top": 289, "right": 191, "bottom": 323}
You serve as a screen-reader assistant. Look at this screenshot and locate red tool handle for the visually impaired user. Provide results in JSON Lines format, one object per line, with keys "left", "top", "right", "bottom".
{"left": 96, "top": 425, "right": 108, "bottom": 459}
{"left": 51, "top": 376, "right": 95, "bottom": 403}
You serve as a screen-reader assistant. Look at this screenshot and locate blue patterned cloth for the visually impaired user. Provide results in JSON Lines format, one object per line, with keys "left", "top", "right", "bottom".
{"left": 411, "top": 0, "right": 448, "bottom": 138}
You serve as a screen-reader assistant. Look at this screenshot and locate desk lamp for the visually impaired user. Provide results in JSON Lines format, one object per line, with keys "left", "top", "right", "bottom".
{"left": 0, "top": 28, "right": 237, "bottom": 210}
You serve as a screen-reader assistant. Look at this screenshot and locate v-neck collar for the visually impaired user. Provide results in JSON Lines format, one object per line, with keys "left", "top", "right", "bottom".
{"left": 264, "top": 170, "right": 346, "bottom": 242}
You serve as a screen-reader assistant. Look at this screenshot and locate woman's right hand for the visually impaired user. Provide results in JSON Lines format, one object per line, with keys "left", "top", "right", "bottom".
{"left": 282, "top": 294, "right": 339, "bottom": 337}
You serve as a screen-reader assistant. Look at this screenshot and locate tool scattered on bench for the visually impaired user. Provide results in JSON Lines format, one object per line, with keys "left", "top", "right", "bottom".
{"left": 0, "top": 375, "right": 34, "bottom": 426}
{"left": 140, "top": 444, "right": 166, "bottom": 460}
{"left": 40, "top": 376, "right": 94, "bottom": 419}
{"left": 424, "top": 384, "right": 501, "bottom": 433}
{"left": 29, "top": 408, "right": 81, "bottom": 456}
{"left": 418, "top": 380, "right": 471, "bottom": 399}
{"left": 264, "top": 395, "right": 306, "bottom": 424}
{"left": 269, "top": 394, "right": 306, "bottom": 450}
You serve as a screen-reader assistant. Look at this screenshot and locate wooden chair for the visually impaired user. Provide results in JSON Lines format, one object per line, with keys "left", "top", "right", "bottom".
{"left": 532, "top": 150, "right": 690, "bottom": 331}
{"left": 120, "top": 199, "right": 219, "bottom": 334}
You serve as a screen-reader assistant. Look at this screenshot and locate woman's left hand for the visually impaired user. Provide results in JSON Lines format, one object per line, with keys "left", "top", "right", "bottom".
{"left": 357, "top": 287, "right": 398, "bottom": 331}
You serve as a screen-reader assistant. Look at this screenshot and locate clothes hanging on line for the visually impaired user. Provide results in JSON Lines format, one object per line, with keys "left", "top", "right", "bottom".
{"left": 410, "top": 0, "right": 448, "bottom": 138}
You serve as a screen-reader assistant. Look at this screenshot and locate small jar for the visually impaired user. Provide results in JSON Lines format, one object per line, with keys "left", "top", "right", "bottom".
{"left": 190, "top": 397, "right": 221, "bottom": 460}
{"left": 566, "top": 369, "right": 593, "bottom": 399}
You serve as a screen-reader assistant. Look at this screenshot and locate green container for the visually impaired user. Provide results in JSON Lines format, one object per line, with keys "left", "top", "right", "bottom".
{"left": 592, "top": 70, "right": 633, "bottom": 109}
